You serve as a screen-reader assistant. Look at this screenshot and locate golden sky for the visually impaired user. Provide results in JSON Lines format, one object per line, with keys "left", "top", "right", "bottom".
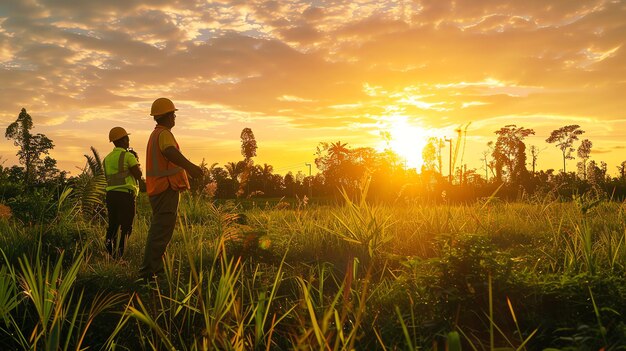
{"left": 0, "top": 0, "right": 625, "bottom": 176}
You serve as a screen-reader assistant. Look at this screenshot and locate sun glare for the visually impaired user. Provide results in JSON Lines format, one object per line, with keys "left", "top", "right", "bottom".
{"left": 380, "top": 118, "right": 429, "bottom": 170}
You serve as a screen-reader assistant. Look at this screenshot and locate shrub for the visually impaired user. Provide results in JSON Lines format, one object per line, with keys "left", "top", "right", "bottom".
{"left": 0, "top": 182, "right": 23, "bottom": 201}
{"left": 6, "top": 188, "right": 56, "bottom": 224}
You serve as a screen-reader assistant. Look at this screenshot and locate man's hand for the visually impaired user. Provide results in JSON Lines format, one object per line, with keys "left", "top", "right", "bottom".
{"left": 162, "top": 146, "right": 204, "bottom": 179}
{"left": 187, "top": 164, "right": 204, "bottom": 179}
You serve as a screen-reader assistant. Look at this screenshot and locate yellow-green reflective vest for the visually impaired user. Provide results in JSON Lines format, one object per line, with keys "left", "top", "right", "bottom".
{"left": 103, "top": 148, "right": 138, "bottom": 194}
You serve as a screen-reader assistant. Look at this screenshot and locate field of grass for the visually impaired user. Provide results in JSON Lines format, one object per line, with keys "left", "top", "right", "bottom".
{"left": 1, "top": 186, "right": 626, "bottom": 350}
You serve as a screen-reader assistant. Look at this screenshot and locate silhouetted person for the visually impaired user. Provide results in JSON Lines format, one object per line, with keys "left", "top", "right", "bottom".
{"left": 103, "top": 127, "right": 142, "bottom": 258}
{"left": 139, "top": 98, "right": 203, "bottom": 280}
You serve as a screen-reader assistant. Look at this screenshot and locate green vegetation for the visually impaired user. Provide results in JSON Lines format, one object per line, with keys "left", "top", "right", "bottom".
{"left": 3, "top": 110, "right": 626, "bottom": 349}
{"left": 2, "top": 182, "right": 626, "bottom": 350}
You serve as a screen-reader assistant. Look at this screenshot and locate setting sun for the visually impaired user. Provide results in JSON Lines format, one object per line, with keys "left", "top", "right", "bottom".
{"left": 2, "top": 2, "right": 626, "bottom": 349}
{"left": 379, "top": 117, "right": 431, "bottom": 170}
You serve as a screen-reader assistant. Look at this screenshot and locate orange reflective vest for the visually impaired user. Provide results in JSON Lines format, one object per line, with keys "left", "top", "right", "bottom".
{"left": 145, "top": 126, "right": 190, "bottom": 196}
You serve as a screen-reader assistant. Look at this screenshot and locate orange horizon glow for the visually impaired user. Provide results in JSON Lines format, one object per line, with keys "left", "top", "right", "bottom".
{"left": 0, "top": 1, "right": 625, "bottom": 176}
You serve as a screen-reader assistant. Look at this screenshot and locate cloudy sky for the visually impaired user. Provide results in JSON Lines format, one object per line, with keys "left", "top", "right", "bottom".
{"left": 0, "top": 0, "right": 624, "bottom": 176}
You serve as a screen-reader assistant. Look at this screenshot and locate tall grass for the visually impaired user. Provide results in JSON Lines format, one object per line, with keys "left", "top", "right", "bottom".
{"left": 327, "top": 179, "right": 395, "bottom": 262}
{"left": 1, "top": 185, "right": 626, "bottom": 349}
{"left": 0, "top": 245, "right": 126, "bottom": 350}
{"left": 114, "top": 198, "right": 299, "bottom": 350}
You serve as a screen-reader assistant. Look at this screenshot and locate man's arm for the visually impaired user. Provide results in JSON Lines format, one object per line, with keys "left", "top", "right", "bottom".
{"left": 130, "top": 165, "right": 142, "bottom": 181}
{"left": 126, "top": 149, "right": 142, "bottom": 181}
{"left": 162, "top": 146, "right": 203, "bottom": 178}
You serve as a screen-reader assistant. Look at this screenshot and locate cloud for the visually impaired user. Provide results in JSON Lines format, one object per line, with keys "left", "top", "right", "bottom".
{"left": 0, "top": 0, "right": 624, "bottom": 173}
{"left": 278, "top": 24, "right": 321, "bottom": 44}
{"left": 593, "top": 145, "right": 626, "bottom": 154}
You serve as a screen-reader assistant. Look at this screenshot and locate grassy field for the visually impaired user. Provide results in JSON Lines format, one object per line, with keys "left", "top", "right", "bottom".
{"left": 1, "top": 186, "right": 626, "bottom": 350}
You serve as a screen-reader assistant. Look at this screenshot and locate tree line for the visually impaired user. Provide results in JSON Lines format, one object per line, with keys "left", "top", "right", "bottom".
{"left": 3, "top": 109, "right": 626, "bottom": 209}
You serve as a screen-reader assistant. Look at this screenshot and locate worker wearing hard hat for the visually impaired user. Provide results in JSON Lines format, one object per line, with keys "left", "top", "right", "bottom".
{"left": 139, "top": 98, "right": 203, "bottom": 280}
{"left": 103, "top": 127, "right": 143, "bottom": 258}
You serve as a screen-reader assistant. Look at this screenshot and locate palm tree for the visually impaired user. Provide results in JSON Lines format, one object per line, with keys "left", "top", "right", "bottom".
{"left": 84, "top": 146, "right": 104, "bottom": 176}
{"left": 329, "top": 141, "right": 349, "bottom": 162}
{"left": 224, "top": 161, "right": 243, "bottom": 181}
{"left": 225, "top": 161, "right": 248, "bottom": 195}
{"left": 259, "top": 163, "right": 273, "bottom": 178}
{"left": 256, "top": 163, "right": 274, "bottom": 194}
{"left": 67, "top": 146, "right": 107, "bottom": 220}
{"left": 206, "top": 162, "right": 219, "bottom": 178}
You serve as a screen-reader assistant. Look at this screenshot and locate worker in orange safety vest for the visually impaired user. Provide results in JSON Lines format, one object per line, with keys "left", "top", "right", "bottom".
{"left": 139, "top": 98, "right": 203, "bottom": 280}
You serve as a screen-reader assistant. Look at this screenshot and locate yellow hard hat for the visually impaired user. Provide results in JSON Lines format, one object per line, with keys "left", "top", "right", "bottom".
{"left": 109, "top": 127, "right": 130, "bottom": 142}
{"left": 150, "top": 97, "right": 178, "bottom": 117}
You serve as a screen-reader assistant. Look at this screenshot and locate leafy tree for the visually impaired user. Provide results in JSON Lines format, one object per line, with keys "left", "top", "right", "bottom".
{"left": 422, "top": 137, "right": 443, "bottom": 173}
{"left": 315, "top": 141, "right": 361, "bottom": 194}
{"left": 545, "top": 125, "right": 584, "bottom": 173}
{"left": 210, "top": 166, "right": 235, "bottom": 198}
{"left": 239, "top": 128, "right": 258, "bottom": 197}
{"left": 380, "top": 132, "right": 401, "bottom": 171}
{"left": 36, "top": 156, "right": 65, "bottom": 184}
{"left": 256, "top": 163, "right": 274, "bottom": 194}
{"left": 225, "top": 160, "right": 247, "bottom": 197}
{"left": 576, "top": 139, "right": 592, "bottom": 180}
{"left": 224, "top": 161, "right": 246, "bottom": 181}
{"left": 7, "top": 165, "right": 24, "bottom": 183}
{"left": 0, "top": 157, "right": 24, "bottom": 200}
{"left": 284, "top": 171, "right": 295, "bottom": 196}
{"left": 5, "top": 108, "right": 56, "bottom": 186}
{"left": 295, "top": 171, "right": 305, "bottom": 185}
{"left": 600, "top": 161, "right": 608, "bottom": 180}
{"left": 316, "top": 142, "right": 406, "bottom": 198}
{"left": 237, "top": 159, "right": 255, "bottom": 198}
{"left": 269, "top": 173, "right": 285, "bottom": 196}
{"left": 617, "top": 161, "right": 626, "bottom": 180}
{"left": 586, "top": 160, "right": 607, "bottom": 192}
{"left": 460, "top": 167, "right": 480, "bottom": 185}
{"left": 189, "top": 159, "right": 217, "bottom": 196}
{"left": 244, "top": 164, "right": 264, "bottom": 194}
{"left": 240, "top": 127, "right": 258, "bottom": 161}
{"left": 528, "top": 145, "right": 545, "bottom": 175}
{"left": 492, "top": 125, "right": 535, "bottom": 182}
{"left": 328, "top": 141, "right": 349, "bottom": 162}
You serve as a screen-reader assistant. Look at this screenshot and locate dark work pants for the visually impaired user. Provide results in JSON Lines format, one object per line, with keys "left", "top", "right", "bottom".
{"left": 139, "top": 188, "right": 179, "bottom": 278}
{"left": 105, "top": 190, "right": 135, "bottom": 258}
